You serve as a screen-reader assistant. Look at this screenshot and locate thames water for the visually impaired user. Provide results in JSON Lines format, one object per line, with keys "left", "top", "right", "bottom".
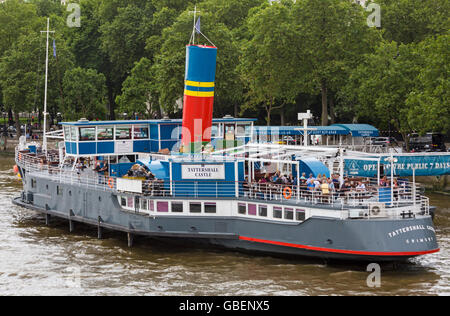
{"left": 0, "top": 155, "right": 448, "bottom": 296}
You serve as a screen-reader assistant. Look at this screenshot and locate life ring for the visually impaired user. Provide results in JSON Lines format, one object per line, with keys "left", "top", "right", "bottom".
{"left": 283, "top": 186, "right": 292, "bottom": 200}
{"left": 108, "top": 177, "right": 114, "bottom": 189}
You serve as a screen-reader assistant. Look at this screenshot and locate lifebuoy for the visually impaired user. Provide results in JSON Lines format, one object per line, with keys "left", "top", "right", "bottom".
{"left": 283, "top": 186, "right": 292, "bottom": 200}
{"left": 108, "top": 177, "right": 114, "bottom": 189}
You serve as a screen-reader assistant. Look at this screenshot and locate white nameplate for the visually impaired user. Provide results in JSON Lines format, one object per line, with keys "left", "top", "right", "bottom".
{"left": 181, "top": 164, "right": 225, "bottom": 180}
{"left": 116, "top": 178, "right": 142, "bottom": 194}
{"left": 116, "top": 140, "right": 133, "bottom": 153}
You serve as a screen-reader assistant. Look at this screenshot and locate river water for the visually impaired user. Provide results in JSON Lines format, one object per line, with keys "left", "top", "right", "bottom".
{"left": 0, "top": 155, "right": 448, "bottom": 296}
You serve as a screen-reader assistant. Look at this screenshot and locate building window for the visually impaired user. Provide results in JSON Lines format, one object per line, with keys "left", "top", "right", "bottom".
{"left": 116, "top": 126, "right": 132, "bottom": 140}
{"left": 296, "top": 209, "right": 306, "bottom": 221}
{"left": 258, "top": 205, "right": 267, "bottom": 217}
{"left": 171, "top": 202, "right": 183, "bottom": 213}
{"left": 284, "top": 208, "right": 294, "bottom": 220}
{"left": 238, "top": 203, "right": 246, "bottom": 215}
{"left": 248, "top": 204, "right": 257, "bottom": 216}
{"left": 133, "top": 126, "right": 149, "bottom": 139}
{"left": 157, "top": 201, "right": 169, "bottom": 212}
{"left": 190, "top": 202, "right": 202, "bottom": 213}
{"left": 79, "top": 127, "right": 96, "bottom": 141}
{"left": 204, "top": 203, "right": 216, "bottom": 214}
{"left": 97, "top": 127, "right": 113, "bottom": 141}
{"left": 273, "top": 207, "right": 282, "bottom": 219}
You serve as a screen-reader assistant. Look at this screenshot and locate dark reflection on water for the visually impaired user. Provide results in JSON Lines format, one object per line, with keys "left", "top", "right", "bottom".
{"left": 0, "top": 155, "right": 448, "bottom": 295}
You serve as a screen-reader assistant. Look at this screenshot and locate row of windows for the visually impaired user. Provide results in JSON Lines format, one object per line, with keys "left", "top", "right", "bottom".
{"left": 120, "top": 197, "right": 217, "bottom": 214}
{"left": 64, "top": 125, "right": 149, "bottom": 142}
{"left": 238, "top": 203, "right": 306, "bottom": 221}
{"left": 119, "top": 197, "right": 306, "bottom": 221}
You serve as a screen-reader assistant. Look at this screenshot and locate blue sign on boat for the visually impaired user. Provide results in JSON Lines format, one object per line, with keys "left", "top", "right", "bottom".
{"left": 345, "top": 154, "right": 450, "bottom": 177}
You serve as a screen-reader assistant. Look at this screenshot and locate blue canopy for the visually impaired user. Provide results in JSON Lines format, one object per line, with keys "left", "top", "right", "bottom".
{"left": 331, "top": 124, "right": 379, "bottom": 137}
{"left": 253, "top": 126, "right": 349, "bottom": 136}
{"left": 297, "top": 158, "right": 330, "bottom": 178}
{"left": 137, "top": 159, "right": 169, "bottom": 179}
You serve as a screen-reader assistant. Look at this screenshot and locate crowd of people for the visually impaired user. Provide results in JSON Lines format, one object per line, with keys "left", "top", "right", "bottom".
{"left": 244, "top": 171, "right": 407, "bottom": 202}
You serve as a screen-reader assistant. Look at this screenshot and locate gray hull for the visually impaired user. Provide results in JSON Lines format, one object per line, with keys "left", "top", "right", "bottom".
{"left": 13, "top": 175, "right": 439, "bottom": 262}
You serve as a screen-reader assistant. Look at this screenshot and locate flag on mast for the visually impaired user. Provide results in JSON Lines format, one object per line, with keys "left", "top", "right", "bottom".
{"left": 195, "top": 17, "right": 201, "bottom": 34}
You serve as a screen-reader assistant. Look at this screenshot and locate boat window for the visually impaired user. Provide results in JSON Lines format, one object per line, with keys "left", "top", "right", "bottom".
{"left": 157, "top": 201, "right": 169, "bottom": 212}
{"left": 127, "top": 196, "right": 134, "bottom": 209}
{"left": 248, "top": 204, "right": 257, "bottom": 216}
{"left": 57, "top": 185, "right": 63, "bottom": 196}
{"left": 70, "top": 126, "right": 78, "bottom": 141}
{"left": 79, "top": 127, "right": 96, "bottom": 141}
{"left": 204, "top": 203, "right": 217, "bottom": 214}
{"left": 190, "top": 202, "right": 202, "bottom": 213}
{"left": 64, "top": 126, "right": 71, "bottom": 140}
{"left": 133, "top": 126, "right": 149, "bottom": 139}
{"left": 238, "top": 203, "right": 246, "bottom": 215}
{"left": 296, "top": 209, "right": 306, "bottom": 221}
{"left": 258, "top": 205, "right": 267, "bottom": 217}
{"left": 31, "top": 179, "right": 36, "bottom": 188}
{"left": 120, "top": 197, "right": 126, "bottom": 207}
{"left": 116, "top": 126, "right": 132, "bottom": 140}
{"left": 236, "top": 124, "right": 246, "bottom": 136}
{"left": 211, "top": 124, "right": 219, "bottom": 137}
{"left": 171, "top": 202, "right": 183, "bottom": 213}
{"left": 97, "top": 127, "right": 114, "bottom": 141}
{"left": 273, "top": 207, "right": 282, "bottom": 219}
{"left": 141, "top": 199, "right": 148, "bottom": 211}
{"left": 284, "top": 208, "right": 294, "bottom": 220}
{"left": 148, "top": 200, "right": 154, "bottom": 212}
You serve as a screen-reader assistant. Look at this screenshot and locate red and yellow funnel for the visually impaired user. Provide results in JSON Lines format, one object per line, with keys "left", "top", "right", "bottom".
{"left": 181, "top": 45, "right": 218, "bottom": 151}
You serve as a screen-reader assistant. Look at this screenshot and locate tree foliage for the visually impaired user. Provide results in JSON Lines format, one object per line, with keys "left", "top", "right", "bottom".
{"left": 0, "top": 0, "right": 447, "bottom": 139}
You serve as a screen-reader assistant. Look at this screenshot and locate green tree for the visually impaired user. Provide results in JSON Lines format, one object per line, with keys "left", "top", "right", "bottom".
{"left": 116, "top": 57, "right": 159, "bottom": 119}
{"left": 0, "top": 0, "right": 41, "bottom": 56}
{"left": 239, "top": 1, "right": 298, "bottom": 125}
{"left": 376, "top": 0, "right": 450, "bottom": 44}
{"left": 406, "top": 34, "right": 450, "bottom": 134}
{"left": 0, "top": 33, "right": 43, "bottom": 138}
{"left": 290, "top": 0, "right": 379, "bottom": 126}
{"left": 62, "top": 67, "right": 107, "bottom": 121}
{"left": 345, "top": 41, "right": 423, "bottom": 147}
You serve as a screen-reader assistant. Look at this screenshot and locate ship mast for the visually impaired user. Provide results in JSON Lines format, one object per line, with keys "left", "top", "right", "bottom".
{"left": 40, "top": 18, "right": 54, "bottom": 153}
{"left": 189, "top": 5, "right": 200, "bottom": 45}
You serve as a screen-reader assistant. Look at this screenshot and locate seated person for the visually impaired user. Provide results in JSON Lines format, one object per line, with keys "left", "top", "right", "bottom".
{"left": 321, "top": 180, "right": 330, "bottom": 195}
{"left": 356, "top": 181, "right": 366, "bottom": 191}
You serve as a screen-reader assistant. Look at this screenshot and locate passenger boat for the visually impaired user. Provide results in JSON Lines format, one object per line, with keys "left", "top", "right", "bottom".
{"left": 12, "top": 19, "right": 439, "bottom": 262}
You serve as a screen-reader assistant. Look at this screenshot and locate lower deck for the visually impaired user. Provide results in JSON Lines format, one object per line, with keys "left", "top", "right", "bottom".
{"left": 15, "top": 173, "right": 440, "bottom": 262}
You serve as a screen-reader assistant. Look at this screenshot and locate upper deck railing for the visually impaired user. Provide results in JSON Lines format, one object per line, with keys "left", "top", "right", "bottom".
{"left": 16, "top": 148, "right": 430, "bottom": 219}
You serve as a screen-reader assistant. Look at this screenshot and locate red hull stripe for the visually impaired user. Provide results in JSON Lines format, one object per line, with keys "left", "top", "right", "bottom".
{"left": 239, "top": 236, "right": 440, "bottom": 257}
